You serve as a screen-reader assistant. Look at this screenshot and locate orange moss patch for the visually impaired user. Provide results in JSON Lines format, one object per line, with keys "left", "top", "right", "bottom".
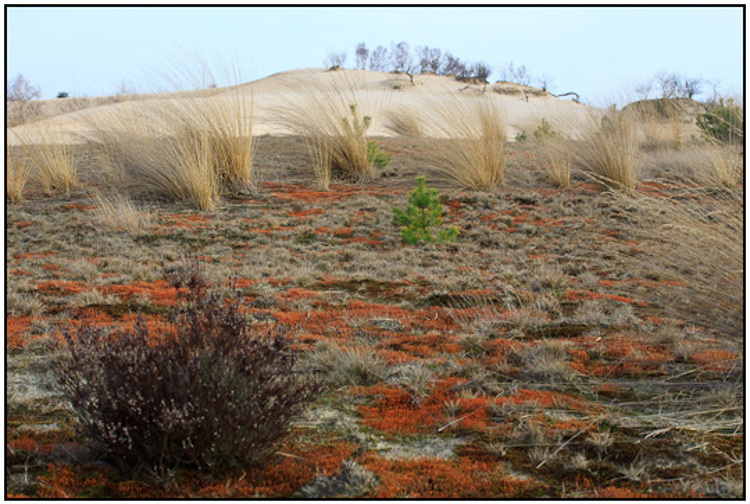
{"left": 361, "top": 454, "right": 534, "bottom": 498}
{"left": 99, "top": 280, "right": 182, "bottom": 307}
{"left": 355, "top": 384, "right": 444, "bottom": 434}
{"left": 690, "top": 349, "right": 741, "bottom": 371}
{"left": 38, "top": 280, "right": 90, "bottom": 295}
{"left": 62, "top": 203, "right": 96, "bottom": 211}
{"left": 565, "top": 289, "right": 647, "bottom": 306}
{"left": 287, "top": 208, "right": 326, "bottom": 219}
{"left": 265, "top": 182, "right": 399, "bottom": 204}
{"left": 7, "top": 316, "right": 35, "bottom": 350}
{"left": 275, "top": 288, "right": 321, "bottom": 303}
{"left": 12, "top": 221, "right": 34, "bottom": 228}
{"left": 193, "top": 441, "right": 355, "bottom": 498}
{"left": 37, "top": 464, "right": 114, "bottom": 499}
{"left": 14, "top": 251, "right": 58, "bottom": 260}
{"left": 341, "top": 237, "right": 383, "bottom": 246}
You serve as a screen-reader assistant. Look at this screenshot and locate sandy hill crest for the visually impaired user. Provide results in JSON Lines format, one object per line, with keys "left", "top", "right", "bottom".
{"left": 8, "top": 68, "right": 598, "bottom": 144}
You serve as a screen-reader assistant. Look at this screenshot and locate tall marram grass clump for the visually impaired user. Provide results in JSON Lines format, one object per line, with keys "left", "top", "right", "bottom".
{"left": 55, "top": 263, "right": 320, "bottom": 480}
{"left": 82, "top": 58, "right": 254, "bottom": 210}
{"left": 697, "top": 97, "right": 743, "bottom": 147}
{"left": 627, "top": 185, "right": 743, "bottom": 340}
{"left": 391, "top": 96, "right": 507, "bottom": 190}
{"left": 6, "top": 134, "right": 34, "bottom": 203}
{"left": 274, "top": 71, "right": 381, "bottom": 190}
{"left": 574, "top": 109, "right": 640, "bottom": 190}
{"left": 31, "top": 127, "right": 78, "bottom": 196}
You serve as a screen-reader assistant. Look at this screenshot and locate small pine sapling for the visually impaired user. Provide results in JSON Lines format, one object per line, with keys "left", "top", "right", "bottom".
{"left": 533, "top": 118, "right": 557, "bottom": 140}
{"left": 393, "top": 176, "right": 458, "bottom": 245}
{"left": 367, "top": 141, "right": 391, "bottom": 169}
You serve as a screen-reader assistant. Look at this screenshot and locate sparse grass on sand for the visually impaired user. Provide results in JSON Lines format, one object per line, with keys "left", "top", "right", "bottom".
{"left": 5, "top": 80, "right": 744, "bottom": 499}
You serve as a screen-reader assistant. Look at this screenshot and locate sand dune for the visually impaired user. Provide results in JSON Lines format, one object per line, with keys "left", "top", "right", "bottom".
{"left": 8, "top": 68, "right": 599, "bottom": 144}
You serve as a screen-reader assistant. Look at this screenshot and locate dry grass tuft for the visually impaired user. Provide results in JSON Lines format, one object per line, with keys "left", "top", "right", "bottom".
{"left": 691, "top": 146, "right": 743, "bottom": 188}
{"left": 6, "top": 134, "right": 34, "bottom": 203}
{"left": 515, "top": 339, "right": 576, "bottom": 381}
{"left": 93, "top": 191, "right": 153, "bottom": 231}
{"left": 274, "top": 72, "right": 380, "bottom": 189}
{"left": 627, "top": 185, "right": 743, "bottom": 339}
{"left": 80, "top": 59, "right": 253, "bottom": 210}
{"left": 539, "top": 138, "right": 571, "bottom": 188}
{"left": 298, "top": 341, "right": 386, "bottom": 387}
{"left": 408, "top": 96, "right": 507, "bottom": 190}
{"left": 30, "top": 128, "right": 78, "bottom": 196}
{"left": 573, "top": 109, "right": 640, "bottom": 190}
{"left": 386, "top": 107, "right": 423, "bottom": 137}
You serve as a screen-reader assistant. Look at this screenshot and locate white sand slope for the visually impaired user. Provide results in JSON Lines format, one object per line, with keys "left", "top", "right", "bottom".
{"left": 7, "top": 68, "right": 600, "bottom": 145}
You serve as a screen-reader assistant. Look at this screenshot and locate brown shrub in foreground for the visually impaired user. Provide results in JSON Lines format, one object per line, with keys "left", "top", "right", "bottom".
{"left": 55, "top": 264, "right": 320, "bottom": 480}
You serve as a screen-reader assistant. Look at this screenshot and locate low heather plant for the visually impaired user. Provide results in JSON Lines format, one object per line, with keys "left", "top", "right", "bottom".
{"left": 55, "top": 264, "right": 320, "bottom": 480}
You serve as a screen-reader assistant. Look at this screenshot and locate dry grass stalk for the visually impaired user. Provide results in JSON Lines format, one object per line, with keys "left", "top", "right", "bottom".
{"left": 628, "top": 185, "right": 743, "bottom": 339}
{"left": 692, "top": 146, "right": 743, "bottom": 188}
{"left": 80, "top": 58, "right": 253, "bottom": 210}
{"left": 539, "top": 138, "right": 571, "bottom": 188}
{"left": 574, "top": 110, "right": 640, "bottom": 190}
{"left": 386, "top": 107, "right": 423, "bottom": 137}
{"left": 413, "top": 96, "right": 507, "bottom": 190}
{"left": 93, "top": 191, "right": 152, "bottom": 231}
{"left": 627, "top": 98, "right": 689, "bottom": 150}
{"left": 6, "top": 133, "right": 34, "bottom": 202}
{"left": 30, "top": 128, "right": 78, "bottom": 196}
{"left": 274, "top": 71, "right": 379, "bottom": 189}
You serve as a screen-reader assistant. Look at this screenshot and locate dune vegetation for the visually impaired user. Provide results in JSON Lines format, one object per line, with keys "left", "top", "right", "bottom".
{"left": 6, "top": 65, "right": 744, "bottom": 499}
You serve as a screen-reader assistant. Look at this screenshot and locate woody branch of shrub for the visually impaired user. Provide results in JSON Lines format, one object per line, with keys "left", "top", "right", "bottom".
{"left": 54, "top": 263, "right": 320, "bottom": 482}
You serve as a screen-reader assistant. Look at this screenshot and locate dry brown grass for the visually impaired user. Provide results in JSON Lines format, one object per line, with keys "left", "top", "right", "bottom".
{"left": 628, "top": 185, "right": 743, "bottom": 339}
{"left": 409, "top": 95, "right": 507, "bottom": 190}
{"left": 572, "top": 110, "right": 640, "bottom": 190}
{"left": 6, "top": 134, "right": 34, "bottom": 203}
{"left": 93, "top": 191, "right": 153, "bottom": 231}
{"left": 274, "top": 72, "right": 379, "bottom": 189}
{"left": 538, "top": 138, "right": 571, "bottom": 188}
{"left": 82, "top": 104, "right": 221, "bottom": 210}
{"left": 692, "top": 146, "right": 743, "bottom": 188}
{"left": 30, "top": 128, "right": 78, "bottom": 196}
{"left": 80, "top": 68, "right": 253, "bottom": 210}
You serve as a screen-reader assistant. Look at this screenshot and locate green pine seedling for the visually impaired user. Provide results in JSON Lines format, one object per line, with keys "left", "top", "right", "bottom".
{"left": 393, "top": 176, "right": 459, "bottom": 245}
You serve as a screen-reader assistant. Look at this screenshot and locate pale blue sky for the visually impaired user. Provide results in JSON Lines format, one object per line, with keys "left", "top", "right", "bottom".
{"left": 6, "top": 5, "right": 744, "bottom": 104}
